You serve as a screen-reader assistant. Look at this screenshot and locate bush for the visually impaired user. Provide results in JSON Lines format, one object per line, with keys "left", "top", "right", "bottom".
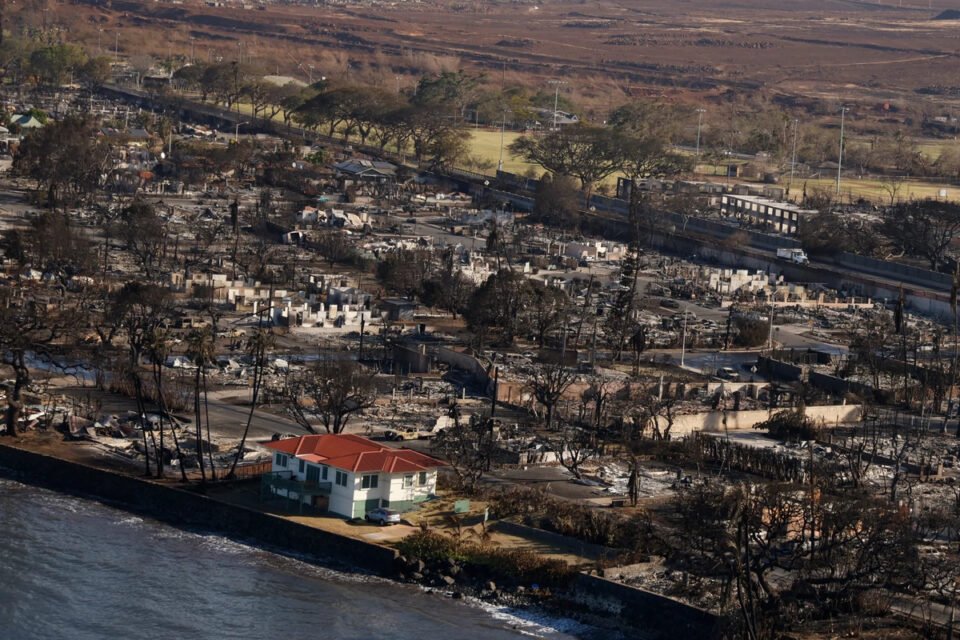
{"left": 754, "top": 410, "right": 818, "bottom": 441}
{"left": 733, "top": 316, "right": 768, "bottom": 348}
{"left": 467, "top": 547, "right": 574, "bottom": 588}
{"left": 396, "top": 529, "right": 574, "bottom": 587}
{"left": 485, "top": 486, "right": 655, "bottom": 551}
{"left": 397, "top": 530, "right": 464, "bottom": 562}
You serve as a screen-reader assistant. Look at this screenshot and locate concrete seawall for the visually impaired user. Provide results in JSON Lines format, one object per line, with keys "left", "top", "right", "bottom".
{"left": 570, "top": 573, "right": 720, "bottom": 636}
{"left": 0, "top": 443, "right": 399, "bottom": 575}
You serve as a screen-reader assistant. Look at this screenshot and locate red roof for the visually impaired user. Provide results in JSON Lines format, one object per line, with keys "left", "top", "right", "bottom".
{"left": 263, "top": 433, "right": 446, "bottom": 474}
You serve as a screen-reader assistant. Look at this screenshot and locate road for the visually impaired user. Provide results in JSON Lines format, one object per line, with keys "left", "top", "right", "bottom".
{"left": 56, "top": 383, "right": 308, "bottom": 444}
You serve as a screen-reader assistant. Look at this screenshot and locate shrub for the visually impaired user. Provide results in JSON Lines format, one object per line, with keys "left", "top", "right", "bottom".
{"left": 753, "top": 409, "right": 818, "bottom": 441}
{"left": 397, "top": 530, "right": 464, "bottom": 562}
{"left": 466, "top": 547, "right": 574, "bottom": 588}
{"left": 733, "top": 316, "right": 768, "bottom": 347}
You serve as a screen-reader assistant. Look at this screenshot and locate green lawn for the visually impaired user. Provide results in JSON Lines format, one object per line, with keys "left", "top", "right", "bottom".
{"left": 224, "top": 100, "right": 958, "bottom": 202}
{"left": 466, "top": 129, "right": 539, "bottom": 176}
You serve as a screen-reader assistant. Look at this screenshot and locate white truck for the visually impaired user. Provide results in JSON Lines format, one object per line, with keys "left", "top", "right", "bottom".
{"left": 776, "top": 247, "right": 809, "bottom": 265}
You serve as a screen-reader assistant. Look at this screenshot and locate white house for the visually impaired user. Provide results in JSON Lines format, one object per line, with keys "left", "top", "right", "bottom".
{"left": 262, "top": 434, "right": 445, "bottom": 518}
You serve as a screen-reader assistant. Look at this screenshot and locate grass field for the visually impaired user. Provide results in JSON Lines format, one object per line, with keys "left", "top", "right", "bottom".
{"left": 466, "top": 129, "right": 539, "bottom": 176}
{"left": 227, "top": 101, "right": 957, "bottom": 204}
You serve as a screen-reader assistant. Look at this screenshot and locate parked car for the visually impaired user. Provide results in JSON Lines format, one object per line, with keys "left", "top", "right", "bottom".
{"left": 384, "top": 428, "right": 429, "bottom": 441}
{"left": 717, "top": 367, "right": 741, "bottom": 381}
{"left": 660, "top": 298, "right": 680, "bottom": 309}
{"left": 366, "top": 507, "right": 401, "bottom": 525}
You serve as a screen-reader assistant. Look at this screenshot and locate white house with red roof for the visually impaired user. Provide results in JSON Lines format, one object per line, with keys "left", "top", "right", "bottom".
{"left": 262, "top": 434, "right": 446, "bottom": 519}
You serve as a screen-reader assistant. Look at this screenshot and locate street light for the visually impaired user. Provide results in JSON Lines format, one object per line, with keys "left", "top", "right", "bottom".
{"left": 547, "top": 79, "right": 567, "bottom": 131}
{"left": 694, "top": 108, "right": 706, "bottom": 168}
{"left": 836, "top": 106, "right": 848, "bottom": 197}
{"left": 235, "top": 120, "right": 248, "bottom": 143}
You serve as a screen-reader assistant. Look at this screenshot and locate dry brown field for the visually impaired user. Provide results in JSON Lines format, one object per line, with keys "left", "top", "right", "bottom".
{"left": 34, "top": 0, "right": 960, "bottom": 113}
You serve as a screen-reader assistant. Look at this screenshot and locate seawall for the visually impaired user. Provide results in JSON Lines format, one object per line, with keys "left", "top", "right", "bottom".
{"left": 0, "top": 442, "right": 399, "bottom": 575}
{"left": 0, "top": 441, "right": 724, "bottom": 637}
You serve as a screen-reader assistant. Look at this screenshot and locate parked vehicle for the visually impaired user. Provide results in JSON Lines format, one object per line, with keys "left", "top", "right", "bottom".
{"left": 384, "top": 428, "right": 421, "bottom": 441}
{"left": 660, "top": 298, "right": 680, "bottom": 309}
{"left": 776, "top": 248, "right": 809, "bottom": 265}
{"left": 365, "top": 507, "right": 401, "bottom": 525}
{"left": 717, "top": 367, "right": 741, "bottom": 381}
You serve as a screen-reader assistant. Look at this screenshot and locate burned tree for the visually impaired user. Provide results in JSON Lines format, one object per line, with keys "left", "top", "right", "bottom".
{"left": 546, "top": 425, "right": 597, "bottom": 480}
{"left": 431, "top": 403, "right": 497, "bottom": 494}
{"left": 527, "top": 362, "right": 577, "bottom": 430}
{"left": 0, "top": 286, "right": 64, "bottom": 435}
{"left": 285, "top": 359, "right": 377, "bottom": 434}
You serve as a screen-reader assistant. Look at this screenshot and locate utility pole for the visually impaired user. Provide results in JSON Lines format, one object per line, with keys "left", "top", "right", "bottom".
{"left": 497, "top": 109, "right": 508, "bottom": 172}
{"left": 836, "top": 106, "right": 848, "bottom": 197}
{"left": 547, "top": 79, "right": 567, "bottom": 131}
{"left": 694, "top": 108, "right": 706, "bottom": 168}
{"left": 680, "top": 312, "right": 688, "bottom": 368}
{"left": 789, "top": 118, "right": 799, "bottom": 196}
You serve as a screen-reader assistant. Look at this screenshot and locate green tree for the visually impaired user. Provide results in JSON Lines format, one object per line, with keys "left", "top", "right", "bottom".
{"left": 533, "top": 173, "right": 581, "bottom": 229}
{"left": 13, "top": 114, "right": 111, "bottom": 209}
{"left": 28, "top": 43, "right": 86, "bottom": 86}
{"left": 510, "top": 125, "right": 621, "bottom": 200}
{"left": 881, "top": 199, "right": 960, "bottom": 271}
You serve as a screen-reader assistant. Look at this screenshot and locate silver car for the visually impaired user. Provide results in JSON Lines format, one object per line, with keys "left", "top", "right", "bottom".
{"left": 365, "top": 507, "right": 401, "bottom": 525}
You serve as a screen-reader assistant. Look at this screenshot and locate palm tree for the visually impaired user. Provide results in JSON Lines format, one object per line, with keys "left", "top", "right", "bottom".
{"left": 186, "top": 327, "right": 217, "bottom": 484}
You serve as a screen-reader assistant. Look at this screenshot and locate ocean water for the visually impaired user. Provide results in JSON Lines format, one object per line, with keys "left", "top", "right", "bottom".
{"left": 0, "top": 478, "right": 602, "bottom": 640}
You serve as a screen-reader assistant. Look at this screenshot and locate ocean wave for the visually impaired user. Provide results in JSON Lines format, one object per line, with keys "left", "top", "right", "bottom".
{"left": 472, "top": 599, "right": 593, "bottom": 638}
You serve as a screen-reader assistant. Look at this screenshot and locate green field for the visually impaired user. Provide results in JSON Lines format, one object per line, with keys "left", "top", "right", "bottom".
{"left": 225, "top": 101, "right": 958, "bottom": 203}
{"left": 466, "top": 129, "right": 539, "bottom": 176}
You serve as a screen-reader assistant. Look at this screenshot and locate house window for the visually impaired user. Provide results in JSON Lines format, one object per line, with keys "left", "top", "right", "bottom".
{"left": 419, "top": 472, "right": 428, "bottom": 486}
{"left": 298, "top": 460, "right": 305, "bottom": 474}
{"left": 306, "top": 465, "right": 320, "bottom": 483}
{"left": 322, "top": 465, "right": 329, "bottom": 480}
{"left": 361, "top": 474, "right": 379, "bottom": 490}
{"left": 335, "top": 470, "right": 349, "bottom": 487}
{"left": 275, "top": 453, "right": 288, "bottom": 468}
{"left": 403, "top": 474, "right": 414, "bottom": 488}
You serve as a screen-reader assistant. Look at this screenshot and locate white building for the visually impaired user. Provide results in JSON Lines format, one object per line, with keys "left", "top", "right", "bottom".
{"left": 262, "top": 434, "right": 445, "bottom": 518}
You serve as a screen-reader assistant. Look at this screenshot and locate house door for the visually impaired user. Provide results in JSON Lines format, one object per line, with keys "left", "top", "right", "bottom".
{"left": 306, "top": 465, "right": 320, "bottom": 483}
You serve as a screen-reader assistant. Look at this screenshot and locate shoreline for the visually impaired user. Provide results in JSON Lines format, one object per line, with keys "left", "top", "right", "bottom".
{"left": 0, "top": 438, "right": 716, "bottom": 638}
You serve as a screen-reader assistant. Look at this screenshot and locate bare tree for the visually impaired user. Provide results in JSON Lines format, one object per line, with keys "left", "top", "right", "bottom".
{"left": 285, "top": 359, "right": 376, "bottom": 434}
{"left": 227, "top": 326, "right": 274, "bottom": 479}
{"left": 527, "top": 363, "right": 577, "bottom": 430}
{"left": 0, "top": 286, "right": 64, "bottom": 435}
{"left": 546, "top": 425, "right": 597, "bottom": 480}
{"left": 430, "top": 403, "right": 496, "bottom": 493}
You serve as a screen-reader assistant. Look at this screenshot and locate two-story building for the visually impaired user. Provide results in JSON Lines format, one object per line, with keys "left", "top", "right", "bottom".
{"left": 719, "top": 193, "right": 818, "bottom": 236}
{"left": 262, "top": 434, "right": 445, "bottom": 519}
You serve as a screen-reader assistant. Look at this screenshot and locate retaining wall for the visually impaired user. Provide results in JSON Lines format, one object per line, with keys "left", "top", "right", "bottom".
{"left": 570, "top": 573, "right": 720, "bottom": 638}
{"left": 492, "top": 519, "right": 615, "bottom": 561}
{"left": 0, "top": 443, "right": 399, "bottom": 575}
{"left": 659, "top": 404, "right": 863, "bottom": 436}
{"left": 757, "top": 356, "right": 803, "bottom": 382}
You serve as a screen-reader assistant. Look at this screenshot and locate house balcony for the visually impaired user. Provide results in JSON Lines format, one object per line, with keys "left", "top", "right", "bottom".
{"left": 260, "top": 470, "right": 332, "bottom": 514}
